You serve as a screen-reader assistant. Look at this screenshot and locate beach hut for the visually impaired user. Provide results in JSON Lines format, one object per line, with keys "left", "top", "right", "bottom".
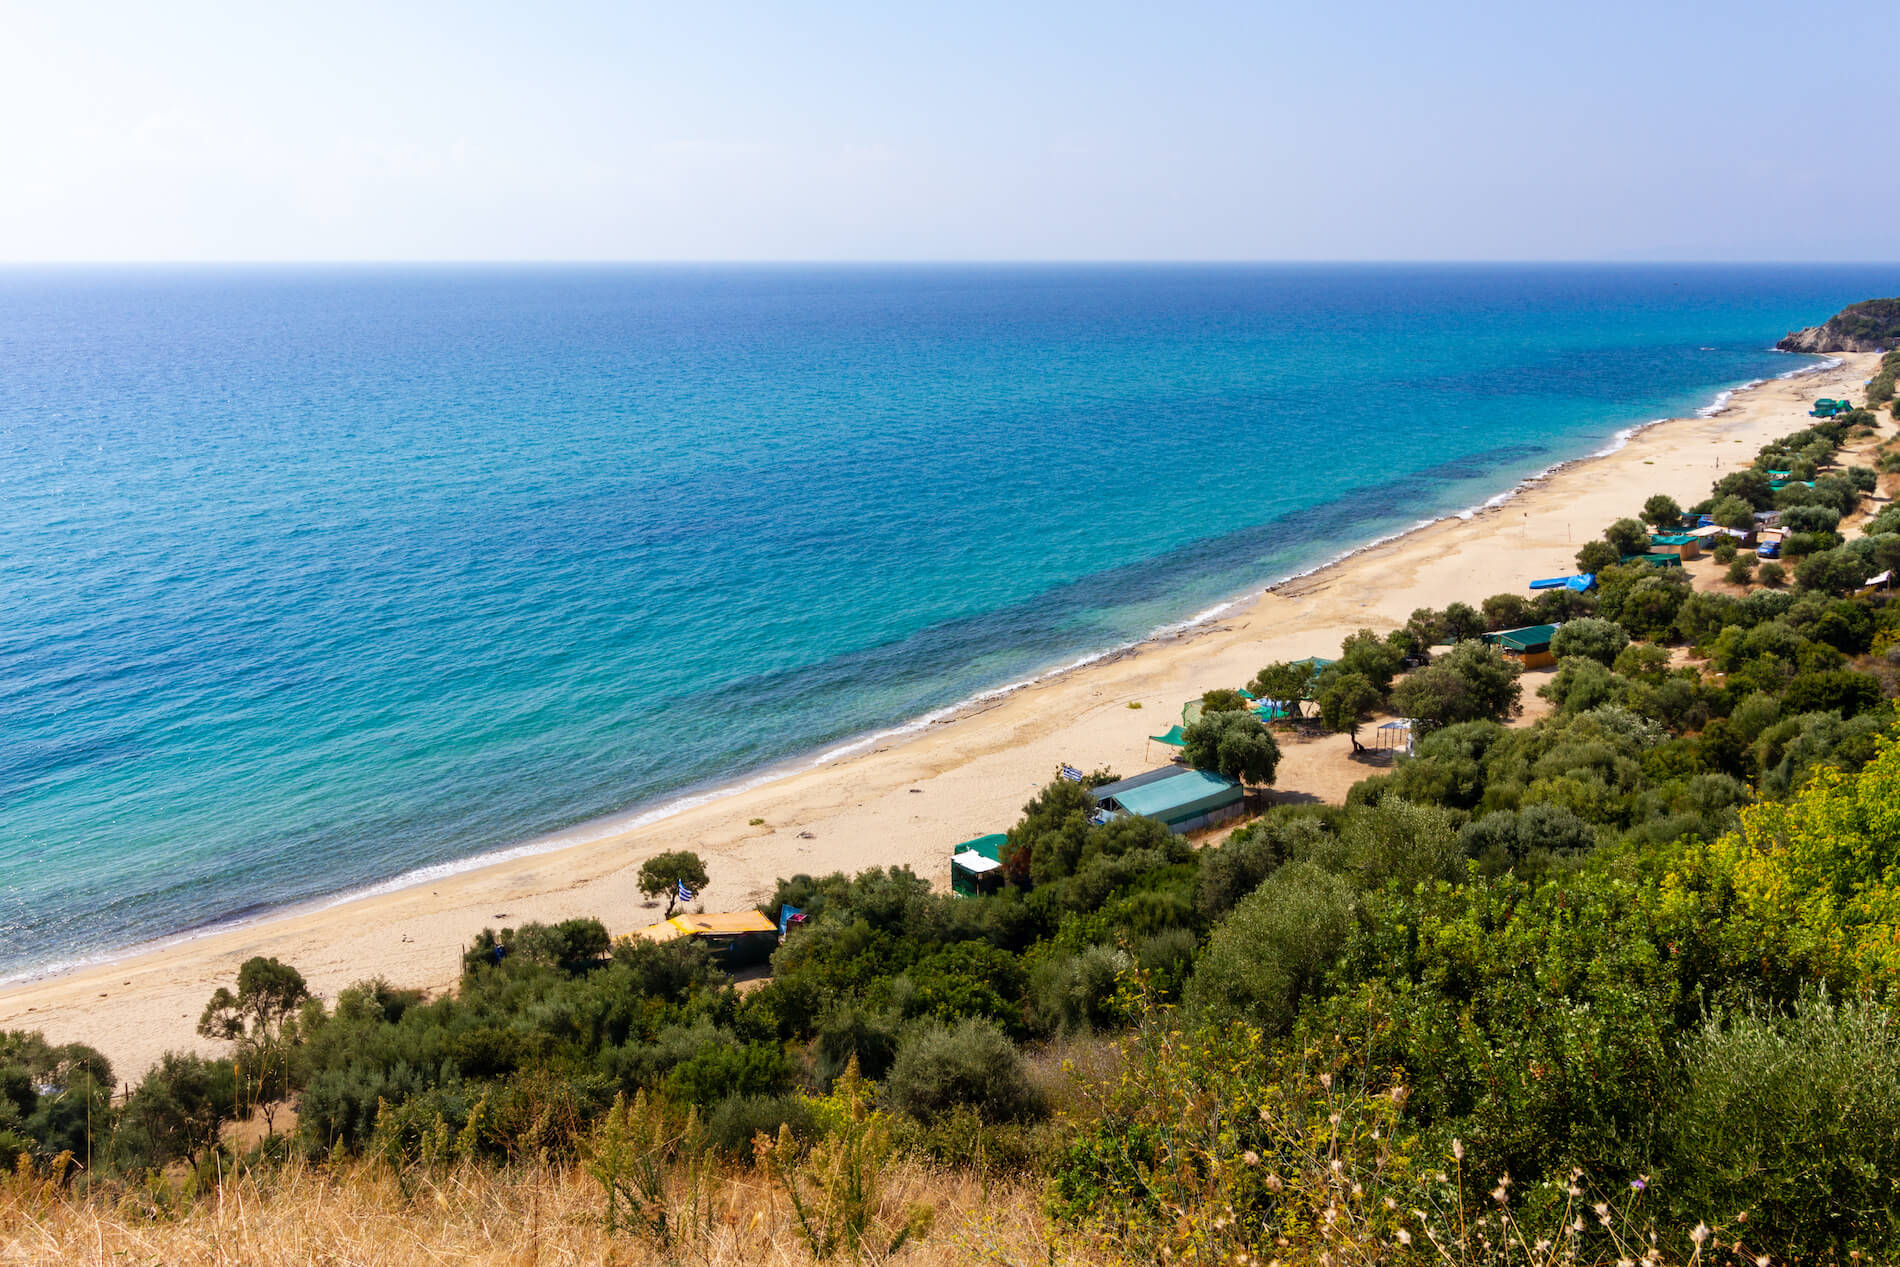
{"left": 1482, "top": 623, "right": 1560, "bottom": 669}
{"left": 1090, "top": 767, "right": 1245, "bottom": 835}
{"left": 1689, "top": 524, "right": 1756, "bottom": 548}
{"left": 1649, "top": 533, "right": 1701, "bottom": 561}
{"left": 950, "top": 832, "right": 1008, "bottom": 896}
{"left": 634, "top": 910, "right": 780, "bottom": 967}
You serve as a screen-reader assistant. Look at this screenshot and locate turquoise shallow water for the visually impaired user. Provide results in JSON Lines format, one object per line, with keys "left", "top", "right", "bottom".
{"left": 3, "top": 263, "right": 1897, "bottom": 978}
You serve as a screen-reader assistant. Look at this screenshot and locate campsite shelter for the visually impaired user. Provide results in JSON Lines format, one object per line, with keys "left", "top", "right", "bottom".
{"left": 1372, "top": 719, "right": 1415, "bottom": 755}
{"left": 634, "top": 910, "right": 780, "bottom": 967}
{"left": 1482, "top": 623, "right": 1560, "bottom": 670}
{"left": 1689, "top": 524, "right": 1755, "bottom": 548}
{"left": 1649, "top": 533, "right": 1701, "bottom": 560}
{"left": 1090, "top": 767, "right": 1244, "bottom": 835}
{"left": 950, "top": 832, "right": 1008, "bottom": 896}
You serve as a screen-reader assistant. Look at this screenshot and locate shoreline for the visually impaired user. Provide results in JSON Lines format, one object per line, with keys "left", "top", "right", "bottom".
{"left": 2, "top": 350, "right": 1881, "bottom": 1079}
{"left": 0, "top": 355, "right": 1825, "bottom": 992}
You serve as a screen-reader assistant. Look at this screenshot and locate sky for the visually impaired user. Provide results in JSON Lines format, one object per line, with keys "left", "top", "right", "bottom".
{"left": 0, "top": 1, "right": 1893, "bottom": 262}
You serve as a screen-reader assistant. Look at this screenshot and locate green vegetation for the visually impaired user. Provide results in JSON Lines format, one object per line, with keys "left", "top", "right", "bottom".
{"left": 638, "top": 849, "right": 710, "bottom": 916}
{"left": 9, "top": 395, "right": 1900, "bottom": 1264}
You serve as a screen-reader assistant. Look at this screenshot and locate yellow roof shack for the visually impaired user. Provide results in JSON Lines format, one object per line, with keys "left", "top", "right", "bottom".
{"left": 634, "top": 910, "right": 778, "bottom": 943}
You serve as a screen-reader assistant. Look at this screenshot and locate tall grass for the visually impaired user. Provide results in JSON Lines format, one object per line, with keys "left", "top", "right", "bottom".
{"left": 0, "top": 1152, "right": 1091, "bottom": 1266}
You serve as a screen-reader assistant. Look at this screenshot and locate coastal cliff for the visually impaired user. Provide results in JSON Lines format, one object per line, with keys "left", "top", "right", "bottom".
{"left": 1778, "top": 296, "right": 1900, "bottom": 352}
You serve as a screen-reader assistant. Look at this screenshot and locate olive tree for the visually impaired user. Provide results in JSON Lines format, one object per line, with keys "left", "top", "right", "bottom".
{"left": 639, "top": 849, "right": 711, "bottom": 917}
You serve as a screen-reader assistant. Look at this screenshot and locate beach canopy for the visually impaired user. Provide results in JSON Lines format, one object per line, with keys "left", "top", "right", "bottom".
{"left": 636, "top": 910, "right": 778, "bottom": 943}
{"left": 1150, "top": 724, "right": 1188, "bottom": 747}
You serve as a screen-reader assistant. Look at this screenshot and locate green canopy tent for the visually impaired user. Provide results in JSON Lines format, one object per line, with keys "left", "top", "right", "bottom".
{"left": 1146, "top": 723, "right": 1189, "bottom": 763}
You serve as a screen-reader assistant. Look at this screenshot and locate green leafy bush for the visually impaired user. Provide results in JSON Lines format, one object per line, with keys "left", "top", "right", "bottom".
{"left": 884, "top": 1020, "right": 1044, "bottom": 1123}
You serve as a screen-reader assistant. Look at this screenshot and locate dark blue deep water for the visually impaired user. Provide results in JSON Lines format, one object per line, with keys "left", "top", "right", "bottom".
{"left": 3, "top": 263, "right": 1896, "bottom": 976}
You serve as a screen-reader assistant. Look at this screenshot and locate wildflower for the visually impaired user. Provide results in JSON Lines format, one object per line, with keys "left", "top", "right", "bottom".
{"left": 1242, "top": 1150, "right": 1260, "bottom": 1166}
{"left": 1755, "top": 1258, "right": 1770, "bottom": 1267}
{"left": 1265, "top": 1173, "right": 1284, "bottom": 1192}
{"left": 1629, "top": 1176, "right": 1647, "bottom": 1192}
{"left": 1452, "top": 1138, "right": 1465, "bottom": 1161}
{"left": 1692, "top": 1223, "right": 1709, "bottom": 1245}
{"left": 1320, "top": 1072, "right": 1333, "bottom": 1089}
{"left": 1397, "top": 1230, "right": 1412, "bottom": 1246}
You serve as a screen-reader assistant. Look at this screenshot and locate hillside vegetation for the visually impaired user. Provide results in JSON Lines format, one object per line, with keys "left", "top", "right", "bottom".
{"left": 7, "top": 400, "right": 1900, "bottom": 1264}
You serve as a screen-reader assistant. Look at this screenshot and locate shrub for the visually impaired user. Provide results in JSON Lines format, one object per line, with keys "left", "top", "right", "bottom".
{"left": 1574, "top": 539, "right": 1619, "bottom": 573}
{"left": 1459, "top": 803, "right": 1596, "bottom": 876}
{"left": 1664, "top": 994, "right": 1900, "bottom": 1261}
{"left": 1641, "top": 493, "right": 1683, "bottom": 529}
{"left": 1248, "top": 660, "right": 1317, "bottom": 706}
{"left": 1185, "top": 861, "right": 1356, "bottom": 1036}
{"left": 1181, "top": 709, "right": 1281, "bottom": 785}
{"left": 1796, "top": 547, "right": 1870, "bottom": 595}
{"left": 665, "top": 1041, "right": 795, "bottom": 1108}
{"left": 1196, "top": 814, "right": 1326, "bottom": 918}
{"left": 702, "top": 1093, "right": 817, "bottom": 1154}
{"left": 1440, "top": 602, "right": 1485, "bottom": 643}
{"left": 1199, "top": 687, "right": 1250, "bottom": 714}
{"left": 1025, "top": 944, "right": 1133, "bottom": 1035}
{"left": 1549, "top": 616, "right": 1628, "bottom": 666}
{"left": 1332, "top": 797, "right": 1463, "bottom": 891}
{"left": 113, "top": 1052, "right": 238, "bottom": 1170}
{"left": 884, "top": 1020, "right": 1044, "bottom": 1123}
{"left": 1709, "top": 493, "right": 1755, "bottom": 529}
{"left": 1759, "top": 560, "right": 1786, "bottom": 587}
{"left": 1604, "top": 517, "right": 1651, "bottom": 557}
{"left": 1726, "top": 556, "right": 1755, "bottom": 586}
{"left": 1711, "top": 538, "right": 1738, "bottom": 564}
{"left": 1389, "top": 641, "right": 1521, "bottom": 728}
{"left": 1480, "top": 592, "right": 1535, "bottom": 632}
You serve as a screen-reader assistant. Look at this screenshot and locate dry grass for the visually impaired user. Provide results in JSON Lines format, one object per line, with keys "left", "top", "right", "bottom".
{"left": 0, "top": 1155, "right": 1109, "bottom": 1267}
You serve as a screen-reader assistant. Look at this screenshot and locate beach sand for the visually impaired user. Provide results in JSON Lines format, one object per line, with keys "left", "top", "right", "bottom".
{"left": 3, "top": 353, "right": 1885, "bottom": 1082}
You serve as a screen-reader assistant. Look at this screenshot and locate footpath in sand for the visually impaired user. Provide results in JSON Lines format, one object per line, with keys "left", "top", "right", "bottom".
{"left": 2, "top": 353, "right": 1883, "bottom": 1082}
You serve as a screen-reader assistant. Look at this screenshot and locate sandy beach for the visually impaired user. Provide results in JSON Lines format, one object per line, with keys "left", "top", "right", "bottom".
{"left": 3, "top": 352, "right": 1883, "bottom": 1084}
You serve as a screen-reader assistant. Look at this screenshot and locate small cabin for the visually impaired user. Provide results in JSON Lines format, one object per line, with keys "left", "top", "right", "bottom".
{"left": 633, "top": 910, "right": 780, "bottom": 967}
{"left": 1649, "top": 533, "right": 1701, "bottom": 561}
{"left": 1689, "top": 524, "right": 1756, "bottom": 548}
{"left": 1482, "top": 623, "right": 1560, "bottom": 669}
{"left": 950, "top": 832, "right": 1008, "bottom": 896}
{"left": 1090, "top": 767, "right": 1245, "bottom": 835}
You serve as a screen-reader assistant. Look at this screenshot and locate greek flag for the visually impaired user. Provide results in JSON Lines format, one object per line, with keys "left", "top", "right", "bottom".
{"left": 1058, "top": 764, "right": 1084, "bottom": 783}
{"left": 676, "top": 878, "right": 695, "bottom": 903}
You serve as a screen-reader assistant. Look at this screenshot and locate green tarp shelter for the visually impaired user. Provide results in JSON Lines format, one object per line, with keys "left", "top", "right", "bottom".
{"left": 1483, "top": 624, "right": 1560, "bottom": 654}
{"left": 951, "top": 833, "right": 1008, "bottom": 896}
{"left": 1092, "top": 767, "right": 1245, "bottom": 834}
{"left": 1150, "top": 724, "right": 1187, "bottom": 747}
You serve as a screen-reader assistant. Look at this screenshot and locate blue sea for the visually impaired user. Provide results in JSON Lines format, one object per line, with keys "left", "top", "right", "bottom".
{"left": 3, "top": 263, "right": 1896, "bottom": 979}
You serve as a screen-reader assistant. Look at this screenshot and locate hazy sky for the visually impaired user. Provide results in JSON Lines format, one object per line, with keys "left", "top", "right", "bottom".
{"left": 2, "top": 1, "right": 1893, "bottom": 262}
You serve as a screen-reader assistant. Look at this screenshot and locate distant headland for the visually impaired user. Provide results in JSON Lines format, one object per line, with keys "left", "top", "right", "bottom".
{"left": 1778, "top": 296, "right": 1900, "bottom": 352}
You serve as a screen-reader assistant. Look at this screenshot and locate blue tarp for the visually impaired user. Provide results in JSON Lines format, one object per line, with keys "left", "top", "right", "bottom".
{"left": 1528, "top": 574, "right": 1595, "bottom": 592}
